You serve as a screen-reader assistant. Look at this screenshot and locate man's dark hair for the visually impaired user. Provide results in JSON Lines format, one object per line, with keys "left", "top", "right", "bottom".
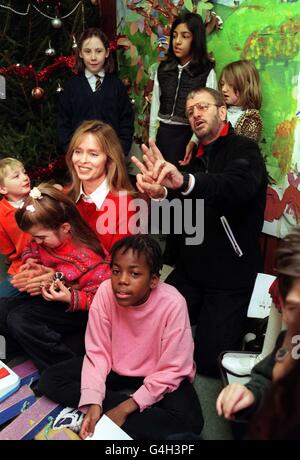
{"left": 276, "top": 227, "right": 300, "bottom": 301}
{"left": 110, "top": 235, "right": 163, "bottom": 276}
{"left": 187, "top": 87, "right": 226, "bottom": 107}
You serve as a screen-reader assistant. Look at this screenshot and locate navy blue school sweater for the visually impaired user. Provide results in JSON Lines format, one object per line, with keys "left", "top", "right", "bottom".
{"left": 57, "top": 73, "right": 134, "bottom": 155}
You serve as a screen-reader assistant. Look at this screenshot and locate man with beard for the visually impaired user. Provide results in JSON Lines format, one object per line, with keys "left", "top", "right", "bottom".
{"left": 132, "top": 87, "right": 268, "bottom": 377}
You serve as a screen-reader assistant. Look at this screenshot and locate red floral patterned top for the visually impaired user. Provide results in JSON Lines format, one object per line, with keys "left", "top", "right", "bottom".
{"left": 22, "top": 238, "right": 111, "bottom": 311}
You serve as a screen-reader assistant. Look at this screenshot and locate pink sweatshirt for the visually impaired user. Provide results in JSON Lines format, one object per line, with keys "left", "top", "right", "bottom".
{"left": 79, "top": 279, "right": 196, "bottom": 412}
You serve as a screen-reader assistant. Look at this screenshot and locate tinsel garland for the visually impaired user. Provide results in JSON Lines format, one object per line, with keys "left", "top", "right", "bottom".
{"left": 28, "top": 155, "right": 66, "bottom": 180}
{"left": 0, "top": 35, "right": 126, "bottom": 81}
{"left": 0, "top": 56, "right": 75, "bottom": 81}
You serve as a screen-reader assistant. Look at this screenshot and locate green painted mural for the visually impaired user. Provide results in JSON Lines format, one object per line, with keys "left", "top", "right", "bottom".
{"left": 117, "top": 0, "right": 300, "bottom": 237}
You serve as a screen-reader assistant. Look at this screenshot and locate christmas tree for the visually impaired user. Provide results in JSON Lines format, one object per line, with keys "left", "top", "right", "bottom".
{"left": 0, "top": 0, "right": 101, "bottom": 181}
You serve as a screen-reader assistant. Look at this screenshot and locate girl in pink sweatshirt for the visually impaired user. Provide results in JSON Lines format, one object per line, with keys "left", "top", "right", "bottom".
{"left": 38, "top": 235, "right": 203, "bottom": 440}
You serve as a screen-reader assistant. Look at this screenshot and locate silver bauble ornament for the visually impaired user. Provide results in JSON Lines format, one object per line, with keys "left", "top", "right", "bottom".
{"left": 56, "top": 82, "right": 64, "bottom": 93}
{"left": 51, "top": 17, "right": 62, "bottom": 28}
{"left": 45, "top": 41, "right": 56, "bottom": 57}
{"left": 72, "top": 35, "right": 77, "bottom": 49}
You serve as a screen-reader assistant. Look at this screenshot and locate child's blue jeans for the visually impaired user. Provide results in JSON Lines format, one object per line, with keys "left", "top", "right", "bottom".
{"left": 0, "top": 276, "right": 23, "bottom": 298}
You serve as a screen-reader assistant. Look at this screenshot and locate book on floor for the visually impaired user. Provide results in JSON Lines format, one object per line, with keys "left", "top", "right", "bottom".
{"left": 85, "top": 414, "right": 132, "bottom": 440}
{"left": 0, "top": 360, "right": 20, "bottom": 403}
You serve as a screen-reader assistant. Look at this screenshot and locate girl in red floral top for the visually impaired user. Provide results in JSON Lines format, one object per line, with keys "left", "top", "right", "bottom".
{"left": 0, "top": 184, "right": 111, "bottom": 371}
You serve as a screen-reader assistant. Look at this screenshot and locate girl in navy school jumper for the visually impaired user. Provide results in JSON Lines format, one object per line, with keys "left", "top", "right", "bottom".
{"left": 149, "top": 12, "right": 217, "bottom": 166}
{"left": 57, "top": 28, "right": 134, "bottom": 155}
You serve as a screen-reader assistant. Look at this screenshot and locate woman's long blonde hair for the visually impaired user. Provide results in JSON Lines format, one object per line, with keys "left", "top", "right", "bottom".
{"left": 219, "top": 60, "right": 262, "bottom": 110}
{"left": 65, "top": 120, "right": 135, "bottom": 202}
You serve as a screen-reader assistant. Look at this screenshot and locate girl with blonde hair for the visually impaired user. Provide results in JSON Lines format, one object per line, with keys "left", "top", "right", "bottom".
{"left": 219, "top": 60, "right": 263, "bottom": 142}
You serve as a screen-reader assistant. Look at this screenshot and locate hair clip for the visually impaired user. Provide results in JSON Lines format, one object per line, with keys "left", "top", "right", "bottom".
{"left": 29, "top": 187, "right": 42, "bottom": 200}
{"left": 26, "top": 205, "right": 35, "bottom": 213}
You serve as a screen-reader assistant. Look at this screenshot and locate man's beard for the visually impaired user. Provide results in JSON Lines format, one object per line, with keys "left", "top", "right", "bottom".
{"left": 194, "top": 117, "right": 220, "bottom": 144}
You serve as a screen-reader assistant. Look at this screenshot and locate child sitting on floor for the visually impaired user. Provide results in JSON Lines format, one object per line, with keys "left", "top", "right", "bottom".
{"left": 216, "top": 227, "right": 300, "bottom": 439}
{"left": 38, "top": 234, "right": 203, "bottom": 440}
{"left": 0, "top": 158, "right": 31, "bottom": 297}
{"left": 0, "top": 184, "right": 111, "bottom": 370}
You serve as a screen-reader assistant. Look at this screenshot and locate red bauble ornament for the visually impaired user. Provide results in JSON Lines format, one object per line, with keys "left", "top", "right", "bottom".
{"left": 31, "top": 87, "right": 44, "bottom": 99}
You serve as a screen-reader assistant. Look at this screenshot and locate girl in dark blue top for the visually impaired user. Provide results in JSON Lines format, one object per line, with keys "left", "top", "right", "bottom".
{"left": 57, "top": 28, "right": 134, "bottom": 155}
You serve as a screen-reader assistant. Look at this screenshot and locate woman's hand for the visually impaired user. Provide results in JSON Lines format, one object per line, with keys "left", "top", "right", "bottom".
{"left": 41, "top": 280, "right": 71, "bottom": 304}
{"left": 19, "top": 259, "right": 39, "bottom": 272}
{"left": 80, "top": 404, "right": 102, "bottom": 440}
{"left": 11, "top": 265, "right": 55, "bottom": 295}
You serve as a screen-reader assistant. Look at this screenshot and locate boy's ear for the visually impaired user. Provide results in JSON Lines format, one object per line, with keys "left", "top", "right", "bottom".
{"left": 60, "top": 222, "right": 71, "bottom": 234}
{"left": 150, "top": 274, "right": 160, "bottom": 290}
{"left": 0, "top": 185, "right": 8, "bottom": 196}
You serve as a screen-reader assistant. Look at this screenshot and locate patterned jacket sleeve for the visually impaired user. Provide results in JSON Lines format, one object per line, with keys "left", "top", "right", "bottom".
{"left": 21, "top": 242, "right": 42, "bottom": 264}
{"left": 67, "top": 261, "right": 111, "bottom": 312}
{"left": 234, "top": 110, "right": 263, "bottom": 143}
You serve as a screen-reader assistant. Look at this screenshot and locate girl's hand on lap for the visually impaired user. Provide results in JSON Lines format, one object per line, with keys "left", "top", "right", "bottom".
{"left": 80, "top": 404, "right": 102, "bottom": 440}
{"left": 105, "top": 406, "right": 128, "bottom": 427}
{"left": 106, "top": 398, "right": 138, "bottom": 427}
{"left": 41, "top": 280, "right": 71, "bottom": 303}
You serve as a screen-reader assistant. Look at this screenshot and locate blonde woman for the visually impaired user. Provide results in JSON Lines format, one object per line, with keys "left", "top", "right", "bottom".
{"left": 66, "top": 119, "right": 137, "bottom": 253}
{"left": 12, "top": 121, "right": 139, "bottom": 298}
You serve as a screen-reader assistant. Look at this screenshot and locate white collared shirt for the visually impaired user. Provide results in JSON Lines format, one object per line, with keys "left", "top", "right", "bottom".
{"left": 9, "top": 199, "right": 25, "bottom": 209}
{"left": 76, "top": 179, "right": 110, "bottom": 210}
{"left": 85, "top": 69, "right": 105, "bottom": 92}
{"left": 227, "top": 106, "right": 244, "bottom": 128}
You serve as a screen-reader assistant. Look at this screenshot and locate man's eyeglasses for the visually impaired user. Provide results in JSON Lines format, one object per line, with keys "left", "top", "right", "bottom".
{"left": 186, "top": 102, "right": 220, "bottom": 118}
